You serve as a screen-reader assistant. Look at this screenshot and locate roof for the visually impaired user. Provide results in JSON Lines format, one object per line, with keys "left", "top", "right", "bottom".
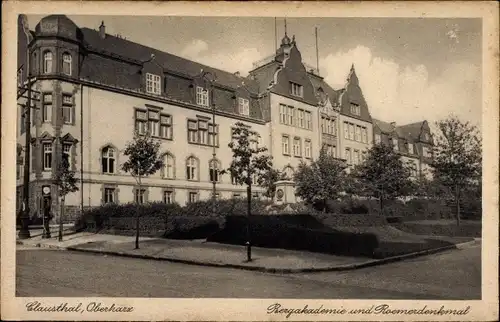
{"left": 308, "top": 76, "right": 341, "bottom": 105}
{"left": 80, "top": 27, "right": 260, "bottom": 94}
{"left": 373, "top": 119, "right": 396, "bottom": 134}
{"left": 397, "top": 121, "right": 425, "bottom": 141}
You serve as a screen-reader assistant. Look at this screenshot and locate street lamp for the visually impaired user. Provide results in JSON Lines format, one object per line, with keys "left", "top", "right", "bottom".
{"left": 201, "top": 70, "right": 218, "bottom": 216}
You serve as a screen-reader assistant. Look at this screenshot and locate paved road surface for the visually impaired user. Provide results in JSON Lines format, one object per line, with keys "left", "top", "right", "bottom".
{"left": 16, "top": 242, "right": 480, "bottom": 299}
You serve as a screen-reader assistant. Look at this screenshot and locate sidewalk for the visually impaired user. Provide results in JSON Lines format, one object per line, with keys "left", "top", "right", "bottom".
{"left": 16, "top": 231, "right": 478, "bottom": 273}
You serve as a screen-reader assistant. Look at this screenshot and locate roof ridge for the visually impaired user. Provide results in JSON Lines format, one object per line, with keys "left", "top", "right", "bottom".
{"left": 80, "top": 27, "right": 258, "bottom": 88}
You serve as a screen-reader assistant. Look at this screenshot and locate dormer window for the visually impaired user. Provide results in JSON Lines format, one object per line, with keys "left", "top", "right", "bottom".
{"left": 392, "top": 138, "right": 399, "bottom": 151}
{"left": 196, "top": 86, "right": 209, "bottom": 107}
{"left": 423, "top": 132, "right": 429, "bottom": 141}
{"left": 290, "top": 82, "right": 303, "bottom": 98}
{"left": 62, "top": 53, "right": 72, "bottom": 76}
{"left": 350, "top": 103, "right": 361, "bottom": 116}
{"left": 146, "top": 73, "right": 161, "bottom": 95}
{"left": 408, "top": 143, "right": 414, "bottom": 154}
{"left": 238, "top": 98, "right": 249, "bottom": 116}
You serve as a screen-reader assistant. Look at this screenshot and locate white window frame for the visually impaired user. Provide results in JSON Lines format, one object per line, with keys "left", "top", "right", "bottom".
{"left": 104, "top": 187, "right": 116, "bottom": 204}
{"left": 348, "top": 123, "right": 355, "bottom": 140}
{"left": 62, "top": 53, "right": 72, "bottom": 76}
{"left": 146, "top": 73, "right": 161, "bottom": 95}
{"left": 298, "top": 109, "right": 304, "bottom": 128}
{"left": 408, "top": 143, "right": 414, "bottom": 154}
{"left": 196, "top": 86, "right": 209, "bottom": 107}
{"left": 287, "top": 106, "right": 294, "bottom": 125}
{"left": 393, "top": 138, "right": 399, "bottom": 151}
{"left": 282, "top": 135, "right": 290, "bottom": 155}
{"left": 62, "top": 94, "right": 73, "bottom": 124}
{"left": 164, "top": 154, "right": 175, "bottom": 179}
{"left": 305, "top": 111, "right": 312, "bottom": 130}
{"left": 43, "top": 143, "right": 52, "bottom": 171}
{"left": 238, "top": 98, "right": 250, "bottom": 116}
{"left": 293, "top": 137, "right": 301, "bottom": 157}
{"left": 188, "top": 191, "right": 199, "bottom": 203}
{"left": 355, "top": 125, "right": 361, "bottom": 142}
{"left": 344, "top": 122, "right": 349, "bottom": 139}
{"left": 135, "top": 110, "right": 147, "bottom": 135}
{"left": 186, "top": 157, "right": 198, "bottom": 181}
{"left": 361, "top": 127, "right": 367, "bottom": 143}
{"left": 279, "top": 104, "right": 287, "bottom": 124}
{"left": 135, "top": 188, "right": 146, "bottom": 204}
{"left": 344, "top": 148, "right": 351, "bottom": 164}
{"left": 350, "top": 103, "right": 360, "bottom": 116}
{"left": 101, "top": 147, "right": 115, "bottom": 174}
{"left": 163, "top": 190, "right": 174, "bottom": 204}
{"left": 42, "top": 93, "right": 52, "bottom": 123}
{"left": 304, "top": 140, "right": 312, "bottom": 158}
{"left": 43, "top": 51, "right": 52, "bottom": 74}
{"left": 209, "top": 159, "right": 220, "bottom": 183}
{"left": 290, "top": 82, "right": 303, "bottom": 97}
{"left": 375, "top": 134, "right": 381, "bottom": 144}
{"left": 160, "top": 114, "right": 173, "bottom": 140}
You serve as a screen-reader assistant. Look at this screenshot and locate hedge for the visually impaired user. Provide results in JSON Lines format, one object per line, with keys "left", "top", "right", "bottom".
{"left": 207, "top": 215, "right": 379, "bottom": 257}
{"left": 372, "top": 238, "right": 457, "bottom": 259}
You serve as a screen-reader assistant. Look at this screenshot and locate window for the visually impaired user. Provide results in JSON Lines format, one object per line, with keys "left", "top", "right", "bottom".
{"left": 355, "top": 125, "right": 361, "bottom": 142}
{"left": 348, "top": 123, "right": 355, "bottom": 140}
{"left": 361, "top": 127, "right": 368, "bottom": 143}
{"left": 361, "top": 151, "right": 367, "bottom": 162}
{"left": 238, "top": 98, "right": 249, "bottom": 116}
{"left": 324, "top": 144, "right": 335, "bottom": 157}
{"left": 410, "top": 162, "right": 418, "bottom": 177}
{"left": 209, "top": 159, "right": 220, "bottom": 182}
{"left": 344, "top": 148, "right": 351, "bottom": 164}
{"left": 304, "top": 140, "right": 312, "bottom": 158}
{"left": 423, "top": 133, "right": 429, "bottom": 141}
{"left": 104, "top": 188, "right": 116, "bottom": 204}
{"left": 232, "top": 193, "right": 241, "bottom": 199}
{"left": 188, "top": 191, "right": 199, "bottom": 203}
{"left": 287, "top": 106, "right": 294, "bottom": 125}
{"left": 43, "top": 143, "right": 52, "bottom": 170}
{"left": 375, "top": 134, "right": 381, "bottom": 144}
{"left": 160, "top": 114, "right": 173, "bottom": 139}
{"left": 408, "top": 143, "right": 414, "bottom": 154}
{"left": 231, "top": 173, "right": 238, "bottom": 185}
{"left": 282, "top": 135, "right": 290, "bottom": 155}
{"left": 43, "top": 51, "right": 52, "bottom": 74}
{"left": 350, "top": 103, "right": 360, "bottom": 116}
{"left": 305, "top": 111, "right": 312, "bottom": 130}
{"left": 297, "top": 109, "right": 304, "bottom": 128}
{"left": 62, "top": 94, "right": 73, "bottom": 124}
{"left": 188, "top": 119, "right": 218, "bottom": 146}
{"left": 148, "top": 110, "right": 159, "bottom": 136}
{"left": 252, "top": 192, "right": 260, "bottom": 199}
{"left": 290, "top": 82, "right": 303, "bottom": 97}
{"left": 62, "top": 53, "right": 72, "bottom": 76}
{"left": 392, "top": 138, "right": 399, "bottom": 151}
{"left": 186, "top": 156, "right": 198, "bottom": 181}
{"left": 135, "top": 110, "right": 147, "bottom": 135}
{"left": 163, "top": 154, "right": 175, "bottom": 179}
{"left": 163, "top": 190, "right": 174, "bottom": 204}
{"left": 422, "top": 146, "right": 430, "bottom": 158}
{"left": 101, "top": 146, "right": 115, "bottom": 174}
{"left": 62, "top": 143, "right": 71, "bottom": 165}
{"left": 146, "top": 73, "right": 161, "bottom": 95}
{"left": 42, "top": 94, "right": 52, "bottom": 123}
{"left": 353, "top": 150, "right": 359, "bottom": 165}
{"left": 196, "top": 86, "right": 209, "bottom": 107}
{"left": 134, "top": 188, "right": 146, "bottom": 204}
{"left": 293, "top": 137, "right": 301, "bottom": 156}
{"left": 343, "top": 122, "right": 349, "bottom": 139}
{"left": 279, "top": 104, "right": 286, "bottom": 124}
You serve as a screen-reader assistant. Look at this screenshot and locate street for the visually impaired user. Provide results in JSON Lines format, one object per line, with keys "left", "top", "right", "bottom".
{"left": 16, "top": 242, "right": 480, "bottom": 299}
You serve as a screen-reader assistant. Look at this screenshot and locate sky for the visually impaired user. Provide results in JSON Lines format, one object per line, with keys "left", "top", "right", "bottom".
{"left": 28, "top": 15, "right": 482, "bottom": 128}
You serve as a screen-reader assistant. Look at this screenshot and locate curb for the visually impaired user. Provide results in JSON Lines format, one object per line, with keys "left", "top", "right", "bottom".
{"left": 65, "top": 240, "right": 474, "bottom": 274}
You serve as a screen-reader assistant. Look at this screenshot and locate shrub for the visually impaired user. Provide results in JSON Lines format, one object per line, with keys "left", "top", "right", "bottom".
{"left": 394, "top": 221, "right": 482, "bottom": 237}
{"left": 373, "top": 238, "right": 456, "bottom": 259}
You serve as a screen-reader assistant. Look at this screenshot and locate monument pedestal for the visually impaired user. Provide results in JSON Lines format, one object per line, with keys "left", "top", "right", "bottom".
{"left": 274, "top": 180, "right": 296, "bottom": 205}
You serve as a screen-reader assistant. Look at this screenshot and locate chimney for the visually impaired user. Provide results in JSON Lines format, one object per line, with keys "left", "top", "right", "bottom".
{"left": 99, "top": 21, "right": 106, "bottom": 39}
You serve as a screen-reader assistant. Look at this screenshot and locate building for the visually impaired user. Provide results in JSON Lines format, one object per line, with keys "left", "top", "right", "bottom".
{"left": 372, "top": 119, "right": 434, "bottom": 179}
{"left": 16, "top": 15, "right": 433, "bottom": 219}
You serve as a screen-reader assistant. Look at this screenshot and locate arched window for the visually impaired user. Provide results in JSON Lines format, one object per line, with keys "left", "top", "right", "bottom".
{"left": 163, "top": 153, "right": 175, "bottom": 179}
{"left": 101, "top": 146, "right": 115, "bottom": 174}
{"left": 209, "top": 159, "right": 220, "bottom": 182}
{"left": 62, "top": 53, "right": 72, "bottom": 76}
{"left": 186, "top": 156, "right": 198, "bottom": 181}
{"left": 43, "top": 51, "right": 52, "bottom": 74}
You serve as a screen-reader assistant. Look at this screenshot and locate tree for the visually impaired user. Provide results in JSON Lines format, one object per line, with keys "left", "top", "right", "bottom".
{"left": 294, "top": 147, "right": 348, "bottom": 212}
{"left": 430, "top": 115, "right": 481, "bottom": 225}
{"left": 227, "top": 122, "right": 273, "bottom": 261}
{"left": 122, "top": 131, "right": 164, "bottom": 249}
{"left": 259, "top": 168, "right": 285, "bottom": 201}
{"left": 53, "top": 152, "right": 78, "bottom": 242}
{"left": 352, "top": 143, "right": 414, "bottom": 215}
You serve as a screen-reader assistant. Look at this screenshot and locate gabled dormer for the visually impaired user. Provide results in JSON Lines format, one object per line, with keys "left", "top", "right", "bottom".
{"left": 139, "top": 54, "right": 164, "bottom": 96}
{"left": 339, "top": 64, "right": 372, "bottom": 123}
